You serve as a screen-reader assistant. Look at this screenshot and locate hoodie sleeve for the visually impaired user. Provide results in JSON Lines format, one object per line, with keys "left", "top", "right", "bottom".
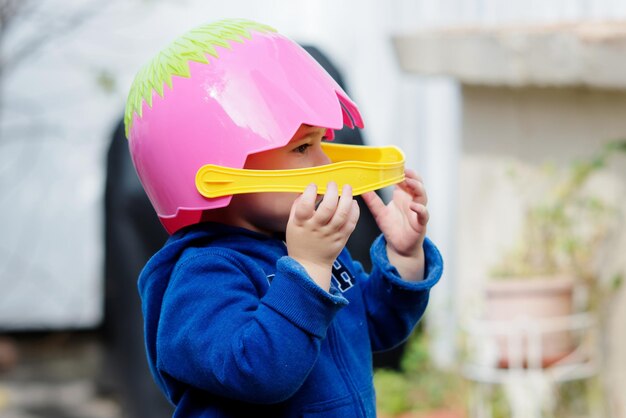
{"left": 156, "top": 248, "right": 348, "bottom": 404}
{"left": 356, "top": 236, "right": 443, "bottom": 352}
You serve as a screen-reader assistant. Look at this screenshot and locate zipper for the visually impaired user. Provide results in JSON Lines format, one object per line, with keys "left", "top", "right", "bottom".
{"left": 328, "top": 324, "right": 367, "bottom": 417}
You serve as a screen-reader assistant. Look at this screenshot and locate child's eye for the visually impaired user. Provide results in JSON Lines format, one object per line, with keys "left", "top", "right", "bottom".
{"left": 293, "top": 143, "right": 311, "bottom": 154}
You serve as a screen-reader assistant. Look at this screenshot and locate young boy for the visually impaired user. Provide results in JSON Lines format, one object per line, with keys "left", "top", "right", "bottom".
{"left": 125, "top": 18, "right": 443, "bottom": 417}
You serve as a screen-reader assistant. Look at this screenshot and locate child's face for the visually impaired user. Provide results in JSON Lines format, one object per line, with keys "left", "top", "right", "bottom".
{"left": 226, "top": 124, "right": 331, "bottom": 235}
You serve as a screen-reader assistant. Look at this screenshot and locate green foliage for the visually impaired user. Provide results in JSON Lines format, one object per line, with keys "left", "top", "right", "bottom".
{"left": 610, "top": 272, "right": 624, "bottom": 292}
{"left": 374, "top": 369, "right": 415, "bottom": 415}
{"left": 490, "top": 139, "right": 626, "bottom": 283}
{"left": 96, "top": 69, "right": 116, "bottom": 93}
{"left": 374, "top": 331, "right": 468, "bottom": 416}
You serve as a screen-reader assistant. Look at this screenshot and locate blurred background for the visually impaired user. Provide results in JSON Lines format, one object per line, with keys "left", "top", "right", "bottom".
{"left": 1, "top": 0, "right": 625, "bottom": 417}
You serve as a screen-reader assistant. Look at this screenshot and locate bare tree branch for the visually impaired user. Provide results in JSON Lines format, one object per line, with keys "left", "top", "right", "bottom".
{"left": 0, "top": 0, "right": 29, "bottom": 36}
{"left": 1, "top": 0, "right": 108, "bottom": 75}
{"left": 0, "top": 0, "right": 115, "bottom": 142}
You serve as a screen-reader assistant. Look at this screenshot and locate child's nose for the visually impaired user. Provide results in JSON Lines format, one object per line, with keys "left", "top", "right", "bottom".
{"left": 315, "top": 149, "right": 332, "bottom": 166}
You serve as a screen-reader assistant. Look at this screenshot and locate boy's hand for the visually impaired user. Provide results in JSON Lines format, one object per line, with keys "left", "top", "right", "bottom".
{"left": 362, "top": 169, "right": 428, "bottom": 282}
{"left": 286, "top": 182, "right": 360, "bottom": 291}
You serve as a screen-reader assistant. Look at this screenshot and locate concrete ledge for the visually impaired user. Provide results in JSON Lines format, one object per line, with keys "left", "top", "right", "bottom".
{"left": 392, "top": 21, "right": 626, "bottom": 90}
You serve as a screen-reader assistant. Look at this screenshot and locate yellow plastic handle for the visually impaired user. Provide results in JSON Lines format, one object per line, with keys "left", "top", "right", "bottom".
{"left": 195, "top": 142, "right": 405, "bottom": 198}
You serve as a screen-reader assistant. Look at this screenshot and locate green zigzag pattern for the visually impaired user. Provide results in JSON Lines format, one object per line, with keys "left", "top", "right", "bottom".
{"left": 124, "top": 19, "right": 276, "bottom": 138}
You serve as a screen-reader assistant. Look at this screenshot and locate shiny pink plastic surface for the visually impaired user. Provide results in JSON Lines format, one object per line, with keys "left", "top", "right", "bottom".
{"left": 128, "top": 30, "right": 363, "bottom": 234}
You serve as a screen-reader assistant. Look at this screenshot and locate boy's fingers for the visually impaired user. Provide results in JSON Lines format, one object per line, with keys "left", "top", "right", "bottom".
{"left": 409, "top": 202, "right": 429, "bottom": 231}
{"left": 329, "top": 184, "right": 355, "bottom": 229}
{"left": 315, "top": 181, "right": 339, "bottom": 224}
{"left": 293, "top": 183, "right": 318, "bottom": 220}
{"left": 405, "top": 169, "right": 423, "bottom": 183}
{"left": 340, "top": 199, "right": 360, "bottom": 235}
{"left": 361, "top": 190, "right": 386, "bottom": 220}
{"left": 397, "top": 177, "right": 427, "bottom": 205}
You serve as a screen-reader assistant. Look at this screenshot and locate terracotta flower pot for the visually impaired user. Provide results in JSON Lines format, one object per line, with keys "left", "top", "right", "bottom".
{"left": 484, "top": 276, "right": 576, "bottom": 368}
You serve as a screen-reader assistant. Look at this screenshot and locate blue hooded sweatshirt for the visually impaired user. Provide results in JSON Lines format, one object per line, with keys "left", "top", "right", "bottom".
{"left": 138, "top": 222, "right": 442, "bottom": 417}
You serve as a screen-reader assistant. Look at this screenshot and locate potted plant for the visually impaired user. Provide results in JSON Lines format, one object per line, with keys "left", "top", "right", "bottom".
{"left": 484, "top": 140, "right": 626, "bottom": 367}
